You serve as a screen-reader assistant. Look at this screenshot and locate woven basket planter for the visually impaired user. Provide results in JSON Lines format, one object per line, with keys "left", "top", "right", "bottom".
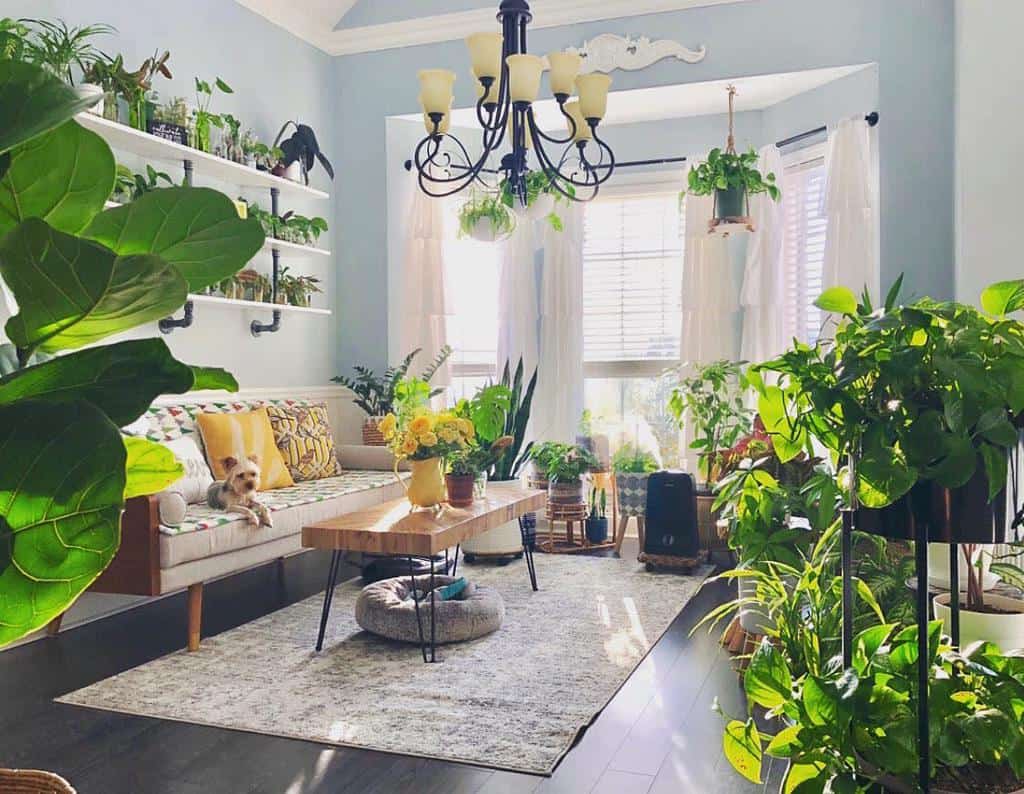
{"left": 362, "top": 416, "right": 387, "bottom": 446}
{"left": 0, "top": 769, "right": 76, "bottom": 793}
{"left": 696, "top": 492, "right": 726, "bottom": 553}
{"left": 548, "top": 479, "right": 585, "bottom": 506}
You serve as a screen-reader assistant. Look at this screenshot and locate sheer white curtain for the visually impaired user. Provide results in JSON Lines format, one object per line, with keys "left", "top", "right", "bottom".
{"left": 822, "top": 117, "right": 879, "bottom": 302}
{"left": 496, "top": 218, "right": 540, "bottom": 375}
{"left": 532, "top": 203, "right": 584, "bottom": 443}
{"left": 740, "top": 145, "right": 787, "bottom": 364}
{"left": 398, "top": 180, "right": 451, "bottom": 390}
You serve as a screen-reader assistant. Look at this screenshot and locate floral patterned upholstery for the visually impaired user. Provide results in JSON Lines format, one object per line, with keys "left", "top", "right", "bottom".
{"left": 127, "top": 399, "right": 313, "bottom": 444}
{"left": 160, "top": 470, "right": 409, "bottom": 536}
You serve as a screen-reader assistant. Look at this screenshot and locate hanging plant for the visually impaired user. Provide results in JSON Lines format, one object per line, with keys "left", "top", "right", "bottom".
{"left": 498, "top": 170, "right": 575, "bottom": 232}
{"left": 685, "top": 85, "right": 780, "bottom": 232}
{"left": 457, "top": 193, "right": 516, "bottom": 242}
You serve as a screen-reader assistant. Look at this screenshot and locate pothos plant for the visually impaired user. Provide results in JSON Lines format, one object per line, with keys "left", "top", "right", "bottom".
{"left": 0, "top": 59, "right": 264, "bottom": 646}
{"left": 669, "top": 360, "right": 754, "bottom": 485}
{"left": 498, "top": 170, "right": 574, "bottom": 232}
{"left": 685, "top": 147, "right": 780, "bottom": 201}
{"left": 457, "top": 192, "right": 516, "bottom": 240}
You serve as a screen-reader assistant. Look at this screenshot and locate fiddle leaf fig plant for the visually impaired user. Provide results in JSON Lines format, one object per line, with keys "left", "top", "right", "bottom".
{"left": 0, "top": 59, "right": 257, "bottom": 646}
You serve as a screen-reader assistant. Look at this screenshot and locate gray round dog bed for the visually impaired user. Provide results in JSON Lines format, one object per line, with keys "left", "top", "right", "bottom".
{"left": 355, "top": 574, "right": 504, "bottom": 644}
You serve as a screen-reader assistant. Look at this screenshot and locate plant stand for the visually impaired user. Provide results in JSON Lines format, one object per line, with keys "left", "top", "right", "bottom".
{"left": 539, "top": 502, "right": 618, "bottom": 554}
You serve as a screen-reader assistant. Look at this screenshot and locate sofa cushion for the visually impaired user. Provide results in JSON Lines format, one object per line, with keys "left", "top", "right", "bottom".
{"left": 197, "top": 408, "right": 295, "bottom": 490}
{"left": 158, "top": 470, "right": 410, "bottom": 568}
{"left": 267, "top": 402, "right": 342, "bottom": 482}
{"left": 160, "top": 436, "right": 215, "bottom": 504}
{"left": 126, "top": 398, "right": 313, "bottom": 444}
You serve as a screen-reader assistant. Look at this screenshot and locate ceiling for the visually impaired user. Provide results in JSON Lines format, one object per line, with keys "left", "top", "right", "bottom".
{"left": 234, "top": 0, "right": 748, "bottom": 56}
{"left": 399, "top": 64, "right": 873, "bottom": 129}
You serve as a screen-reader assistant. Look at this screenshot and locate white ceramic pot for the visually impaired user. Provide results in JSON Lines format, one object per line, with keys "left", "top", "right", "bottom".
{"left": 461, "top": 519, "right": 523, "bottom": 557}
{"left": 283, "top": 161, "right": 303, "bottom": 183}
{"left": 75, "top": 83, "right": 104, "bottom": 116}
{"left": 467, "top": 218, "right": 512, "bottom": 243}
{"left": 927, "top": 543, "right": 998, "bottom": 591}
{"left": 519, "top": 192, "right": 555, "bottom": 222}
{"left": 934, "top": 591, "right": 1024, "bottom": 652}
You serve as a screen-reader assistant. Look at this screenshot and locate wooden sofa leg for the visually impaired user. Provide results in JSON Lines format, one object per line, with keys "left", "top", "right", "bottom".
{"left": 46, "top": 612, "right": 65, "bottom": 637}
{"left": 187, "top": 583, "right": 203, "bottom": 652}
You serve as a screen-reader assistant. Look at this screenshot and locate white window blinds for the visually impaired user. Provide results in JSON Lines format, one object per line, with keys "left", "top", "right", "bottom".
{"left": 582, "top": 190, "right": 685, "bottom": 363}
{"left": 781, "top": 148, "right": 828, "bottom": 344}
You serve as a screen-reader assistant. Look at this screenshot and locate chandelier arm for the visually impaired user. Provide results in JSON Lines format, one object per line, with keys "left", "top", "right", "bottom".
{"left": 588, "top": 125, "right": 617, "bottom": 185}
{"left": 414, "top": 132, "right": 495, "bottom": 189}
{"left": 526, "top": 104, "right": 576, "bottom": 146}
{"left": 532, "top": 135, "right": 599, "bottom": 199}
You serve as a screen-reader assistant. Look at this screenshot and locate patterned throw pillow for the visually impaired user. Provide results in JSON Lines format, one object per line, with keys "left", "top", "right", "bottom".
{"left": 266, "top": 402, "right": 342, "bottom": 482}
{"left": 196, "top": 408, "right": 295, "bottom": 490}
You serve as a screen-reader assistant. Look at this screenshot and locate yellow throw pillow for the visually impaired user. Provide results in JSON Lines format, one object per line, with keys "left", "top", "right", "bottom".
{"left": 266, "top": 402, "right": 342, "bottom": 482}
{"left": 197, "top": 408, "right": 295, "bottom": 490}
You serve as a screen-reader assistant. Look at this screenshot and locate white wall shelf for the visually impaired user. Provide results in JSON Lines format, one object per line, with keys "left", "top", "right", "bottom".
{"left": 77, "top": 113, "right": 330, "bottom": 201}
{"left": 189, "top": 294, "right": 332, "bottom": 316}
{"left": 263, "top": 238, "right": 331, "bottom": 258}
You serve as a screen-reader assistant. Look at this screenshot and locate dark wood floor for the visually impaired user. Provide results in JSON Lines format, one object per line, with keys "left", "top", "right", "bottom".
{"left": 0, "top": 540, "right": 781, "bottom": 793}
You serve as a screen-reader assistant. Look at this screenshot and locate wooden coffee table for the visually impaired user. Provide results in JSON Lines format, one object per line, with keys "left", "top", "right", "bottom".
{"left": 302, "top": 482, "right": 545, "bottom": 661}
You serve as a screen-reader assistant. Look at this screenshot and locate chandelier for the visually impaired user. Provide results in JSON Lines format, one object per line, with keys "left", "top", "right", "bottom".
{"left": 410, "top": 0, "right": 615, "bottom": 205}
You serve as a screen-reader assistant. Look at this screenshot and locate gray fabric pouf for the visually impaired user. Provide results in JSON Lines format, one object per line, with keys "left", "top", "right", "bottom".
{"left": 355, "top": 574, "right": 504, "bottom": 645}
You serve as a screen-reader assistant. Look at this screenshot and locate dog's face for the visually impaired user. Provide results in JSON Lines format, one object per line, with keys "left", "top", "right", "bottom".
{"left": 222, "top": 455, "right": 262, "bottom": 496}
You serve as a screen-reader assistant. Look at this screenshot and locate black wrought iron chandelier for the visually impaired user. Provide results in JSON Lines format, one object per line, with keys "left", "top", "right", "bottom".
{"left": 410, "top": 0, "right": 615, "bottom": 205}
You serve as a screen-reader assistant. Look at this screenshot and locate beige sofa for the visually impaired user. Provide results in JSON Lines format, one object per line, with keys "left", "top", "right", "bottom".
{"left": 78, "top": 396, "right": 405, "bottom": 650}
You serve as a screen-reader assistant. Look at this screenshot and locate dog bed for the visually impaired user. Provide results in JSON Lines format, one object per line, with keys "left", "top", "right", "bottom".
{"left": 355, "top": 574, "right": 504, "bottom": 644}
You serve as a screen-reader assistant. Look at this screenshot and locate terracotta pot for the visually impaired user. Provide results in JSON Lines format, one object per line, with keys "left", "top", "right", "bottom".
{"left": 402, "top": 457, "right": 446, "bottom": 509}
{"left": 362, "top": 417, "right": 386, "bottom": 446}
{"left": 934, "top": 591, "right": 1024, "bottom": 652}
{"left": 446, "top": 474, "right": 475, "bottom": 508}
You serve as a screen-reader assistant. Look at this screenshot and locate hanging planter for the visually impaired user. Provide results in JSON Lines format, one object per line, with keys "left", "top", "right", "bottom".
{"left": 684, "top": 85, "right": 780, "bottom": 235}
{"left": 498, "top": 170, "right": 574, "bottom": 231}
{"left": 457, "top": 193, "right": 516, "bottom": 243}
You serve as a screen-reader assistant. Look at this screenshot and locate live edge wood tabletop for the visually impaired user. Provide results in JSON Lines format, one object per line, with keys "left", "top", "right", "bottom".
{"left": 301, "top": 482, "right": 546, "bottom": 558}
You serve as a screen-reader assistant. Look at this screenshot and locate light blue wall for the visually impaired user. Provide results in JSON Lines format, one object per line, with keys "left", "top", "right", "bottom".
{"left": 761, "top": 65, "right": 879, "bottom": 146}
{"left": 339, "top": 0, "right": 488, "bottom": 29}
{"left": 334, "top": 0, "right": 956, "bottom": 373}
{"left": 5, "top": 0, "right": 339, "bottom": 388}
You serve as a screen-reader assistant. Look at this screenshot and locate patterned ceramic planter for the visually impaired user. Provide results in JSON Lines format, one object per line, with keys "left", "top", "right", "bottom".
{"left": 615, "top": 472, "right": 651, "bottom": 518}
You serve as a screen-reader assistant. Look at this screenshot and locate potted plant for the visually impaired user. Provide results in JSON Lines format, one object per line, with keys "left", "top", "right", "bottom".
{"left": 755, "top": 276, "right": 1024, "bottom": 648}
{"left": 458, "top": 193, "right": 516, "bottom": 242}
{"left": 535, "top": 442, "right": 599, "bottom": 506}
{"left": 109, "top": 163, "right": 174, "bottom": 205}
{"left": 271, "top": 120, "right": 334, "bottom": 184}
{"left": 0, "top": 17, "right": 31, "bottom": 60}
{"left": 498, "top": 169, "right": 573, "bottom": 229}
{"left": 221, "top": 112, "right": 244, "bottom": 163}
{"left": 249, "top": 142, "right": 283, "bottom": 172}
{"left": 83, "top": 53, "right": 133, "bottom": 123}
{"left": 332, "top": 347, "right": 453, "bottom": 446}
{"left": 191, "top": 76, "right": 232, "bottom": 153}
{"left": 611, "top": 442, "right": 659, "bottom": 518}
{"left": 446, "top": 436, "right": 514, "bottom": 508}
{"left": 686, "top": 147, "right": 779, "bottom": 224}
{"left": 22, "top": 18, "right": 115, "bottom": 93}
{"left": 585, "top": 486, "right": 609, "bottom": 543}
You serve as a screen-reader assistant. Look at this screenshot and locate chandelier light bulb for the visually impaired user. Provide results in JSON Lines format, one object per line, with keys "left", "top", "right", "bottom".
{"left": 564, "top": 101, "right": 592, "bottom": 142}
{"left": 575, "top": 73, "right": 612, "bottom": 121}
{"left": 505, "top": 54, "right": 545, "bottom": 104}
{"left": 418, "top": 69, "right": 456, "bottom": 115}
{"left": 547, "top": 51, "right": 582, "bottom": 98}
{"left": 465, "top": 32, "right": 503, "bottom": 81}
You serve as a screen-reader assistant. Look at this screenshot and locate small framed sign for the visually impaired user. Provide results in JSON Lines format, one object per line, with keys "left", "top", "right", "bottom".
{"left": 147, "top": 121, "right": 189, "bottom": 146}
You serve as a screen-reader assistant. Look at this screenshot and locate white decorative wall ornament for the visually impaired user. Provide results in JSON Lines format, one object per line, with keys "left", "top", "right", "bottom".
{"left": 567, "top": 34, "right": 707, "bottom": 74}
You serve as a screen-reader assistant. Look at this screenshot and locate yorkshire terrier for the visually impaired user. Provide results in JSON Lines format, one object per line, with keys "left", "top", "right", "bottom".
{"left": 207, "top": 455, "right": 273, "bottom": 528}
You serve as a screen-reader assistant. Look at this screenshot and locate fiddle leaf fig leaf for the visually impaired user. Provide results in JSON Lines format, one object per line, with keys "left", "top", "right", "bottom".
{"left": 0, "top": 59, "right": 100, "bottom": 154}
{"left": 723, "top": 719, "right": 763, "bottom": 784}
{"left": 84, "top": 186, "right": 265, "bottom": 292}
{"left": 0, "top": 400, "right": 125, "bottom": 646}
{"left": 0, "top": 339, "right": 195, "bottom": 427}
{"left": 0, "top": 120, "right": 115, "bottom": 238}
{"left": 0, "top": 219, "right": 187, "bottom": 353}
{"left": 191, "top": 366, "right": 239, "bottom": 392}
{"left": 124, "top": 437, "right": 183, "bottom": 499}
{"left": 981, "top": 279, "right": 1024, "bottom": 316}
{"left": 814, "top": 286, "right": 858, "bottom": 315}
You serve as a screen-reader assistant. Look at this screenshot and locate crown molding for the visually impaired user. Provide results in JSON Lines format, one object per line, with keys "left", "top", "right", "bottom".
{"left": 325, "top": 0, "right": 748, "bottom": 57}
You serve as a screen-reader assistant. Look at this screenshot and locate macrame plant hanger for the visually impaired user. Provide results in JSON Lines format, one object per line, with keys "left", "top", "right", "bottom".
{"left": 708, "top": 85, "right": 755, "bottom": 236}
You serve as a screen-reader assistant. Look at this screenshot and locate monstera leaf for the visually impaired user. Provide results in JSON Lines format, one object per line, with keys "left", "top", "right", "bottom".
{"left": 85, "top": 186, "right": 265, "bottom": 292}
{"left": 0, "top": 400, "right": 125, "bottom": 645}
{"left": 0, "top": 59, "right": 101, "bottom": 154}
{"left": 124, "top": 437, "right": 183, "bottom": 499}
{"left": 0, "top": 120, "right": 115, "bottom": 238}
{"left": 1, "top": 218, "right": 187, "bottom": 354}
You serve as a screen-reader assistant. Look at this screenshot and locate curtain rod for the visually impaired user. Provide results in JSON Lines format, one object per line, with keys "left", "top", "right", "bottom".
{"left": 402, "top": 111, "right": 879, "bottom": 174}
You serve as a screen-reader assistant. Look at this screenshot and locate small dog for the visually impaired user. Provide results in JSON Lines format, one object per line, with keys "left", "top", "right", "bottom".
{"left": 207, "top": 455, "right": 272, "bottom": 528}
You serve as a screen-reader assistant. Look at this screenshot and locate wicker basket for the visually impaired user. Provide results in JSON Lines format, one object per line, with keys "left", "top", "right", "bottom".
{"left": 0, "top": 769, "right": 76, "bottom": 793}
{"left": 362, "top": 416, "right": 386, "bottom": 446}
{"left": 696, "top": 493, "right": 726, "bottom": 553}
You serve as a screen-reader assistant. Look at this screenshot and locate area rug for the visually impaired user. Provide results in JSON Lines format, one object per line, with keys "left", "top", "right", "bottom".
{"left": 58, "top": 554, "right": 711, "bottom": 775}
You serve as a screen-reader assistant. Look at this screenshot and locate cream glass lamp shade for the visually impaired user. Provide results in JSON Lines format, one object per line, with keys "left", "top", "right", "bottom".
{"left": 547, "top": 51, "right": 582, "bottom": 97}
{"left": 564, "top": 101, "right": 592, "bottom": 142}
{"left": 418, "top": 69, "right": 456, "bottom": 115}
{"left": 576, "top": 73, "right": 612, "bottom": 120}
{"left": 466, "top": 32, "right": 503, "bottom": 80}
{"left": 505, "top": 54, "right": 545, "bottom": 103}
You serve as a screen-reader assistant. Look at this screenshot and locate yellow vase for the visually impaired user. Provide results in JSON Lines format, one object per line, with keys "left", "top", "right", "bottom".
{"left": 403, "top": 457, "right": 447, "bottom": 509}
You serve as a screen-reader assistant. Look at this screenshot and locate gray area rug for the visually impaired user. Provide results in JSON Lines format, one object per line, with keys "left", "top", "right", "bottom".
{"left": 58, "top": 554, "right": 711, "bottom": 775}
